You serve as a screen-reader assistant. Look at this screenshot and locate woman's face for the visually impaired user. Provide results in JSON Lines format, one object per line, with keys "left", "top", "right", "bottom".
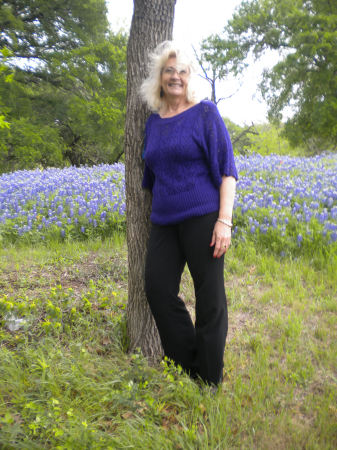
{"left": 160, "top": 56, "right": 189, "bottom": 101}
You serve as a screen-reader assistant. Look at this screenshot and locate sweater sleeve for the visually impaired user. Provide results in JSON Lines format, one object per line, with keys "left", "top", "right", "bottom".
{"left": 197, "top": 101, "right": 238, "bottom": 187}
{"left": 142, "top": 162, "right": 155, "bottom": 191}
{"left": 141, "top": 116, "right": 155, "bottom": 192}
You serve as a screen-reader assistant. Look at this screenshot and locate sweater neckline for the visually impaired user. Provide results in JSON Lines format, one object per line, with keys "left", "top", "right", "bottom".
{"left": 156, "top": 102, "right": 201, "bottom": 121}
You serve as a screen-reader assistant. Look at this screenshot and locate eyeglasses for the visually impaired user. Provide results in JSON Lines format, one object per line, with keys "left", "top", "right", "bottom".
{"left": 162, "top": 66, "right": 189, "bottom": 77}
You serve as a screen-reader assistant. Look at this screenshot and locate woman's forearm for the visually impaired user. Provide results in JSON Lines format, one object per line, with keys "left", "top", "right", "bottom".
{"left": 218, "top": 175, "right": 236, "bottom": 220}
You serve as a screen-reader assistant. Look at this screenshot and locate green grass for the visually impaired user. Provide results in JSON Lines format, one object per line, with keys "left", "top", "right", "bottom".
{"left": 0, "top": 235, "right": 336, "bottom": 449}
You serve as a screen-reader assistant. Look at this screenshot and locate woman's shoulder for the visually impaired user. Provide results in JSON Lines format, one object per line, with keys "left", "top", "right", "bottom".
{"left": 198, "top": 100, "right": 220, "bottom": 115}
{"left": 146, "top": 112, "right": 158, "bottom": 123}
{"left": 145, "top": 112, "right": 159, "bottom": 130}
{"left": 194, "top": 101, "right": 222, "bottom": 128}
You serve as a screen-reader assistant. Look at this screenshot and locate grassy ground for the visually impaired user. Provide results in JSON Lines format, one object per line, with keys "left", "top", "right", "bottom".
{"left": 0, "top": 235, "right": 336, "bottom": 449}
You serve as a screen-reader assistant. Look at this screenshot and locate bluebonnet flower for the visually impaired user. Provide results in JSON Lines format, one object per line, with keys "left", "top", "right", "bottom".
{"left": 1, "top": 155, "right": 335, "bottom": 247}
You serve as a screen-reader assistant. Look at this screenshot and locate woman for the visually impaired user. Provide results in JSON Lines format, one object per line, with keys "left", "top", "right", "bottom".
{"left": 140, "top": 41, "right": 238, "bottom": 387}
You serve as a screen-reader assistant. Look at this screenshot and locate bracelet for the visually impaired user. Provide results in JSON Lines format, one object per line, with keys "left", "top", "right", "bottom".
{"left": 217, "top": 218, "right": 233, "bottom": 228}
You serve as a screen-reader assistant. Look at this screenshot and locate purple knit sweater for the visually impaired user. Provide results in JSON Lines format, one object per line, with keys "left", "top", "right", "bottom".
{"left": 142, "top": 100, "right": 238, "bottom": 225}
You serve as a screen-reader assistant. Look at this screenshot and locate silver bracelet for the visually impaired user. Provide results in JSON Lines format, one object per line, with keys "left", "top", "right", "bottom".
{"left": 217, "top": 218, "right": 233, "bottom": 228}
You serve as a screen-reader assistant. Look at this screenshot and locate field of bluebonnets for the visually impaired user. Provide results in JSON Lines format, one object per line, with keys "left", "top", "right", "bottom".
{"left": 0, "top": 153, "right": 336, "bottom": 448}
{"left": 1, "top": 153, "right": 336, "bottom": 254}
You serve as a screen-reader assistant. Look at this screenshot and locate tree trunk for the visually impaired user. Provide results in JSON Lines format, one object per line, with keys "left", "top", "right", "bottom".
{"left": 125, "top": 0, "right": 177, "bottom": 361}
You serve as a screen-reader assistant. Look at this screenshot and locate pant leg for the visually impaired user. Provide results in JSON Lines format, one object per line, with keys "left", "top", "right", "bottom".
{"left": 145, "top": 223, "right": 197, "bottom": 375}
{"left": 179, "top": 211, "right": 228, "bottom": 385}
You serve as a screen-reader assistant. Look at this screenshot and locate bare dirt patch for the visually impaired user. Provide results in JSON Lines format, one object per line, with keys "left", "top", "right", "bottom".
{"left": 0, "top": 250, "right": 128, "bottom": 299}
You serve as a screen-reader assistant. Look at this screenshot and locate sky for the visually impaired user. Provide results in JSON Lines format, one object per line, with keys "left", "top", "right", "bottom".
{"left": 106, "top": 0, "right": 279, "bottom": 125}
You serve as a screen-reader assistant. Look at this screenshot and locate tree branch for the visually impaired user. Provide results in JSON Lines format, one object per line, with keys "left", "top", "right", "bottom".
{"left": 232, "top": 123, "right": 258, "bottom": 144}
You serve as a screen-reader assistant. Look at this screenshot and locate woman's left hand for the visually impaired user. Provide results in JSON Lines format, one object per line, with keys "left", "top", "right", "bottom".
{"left": 210, "top": 221, "right": 232, "bottom": 258}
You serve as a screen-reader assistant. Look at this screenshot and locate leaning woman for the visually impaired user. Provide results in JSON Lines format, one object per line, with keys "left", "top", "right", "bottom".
{"left": 140, "top": 41, "right": 238, "bottom": 388}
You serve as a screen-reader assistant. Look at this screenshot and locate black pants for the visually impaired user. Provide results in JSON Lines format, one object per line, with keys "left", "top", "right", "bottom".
{"left": 145, "top": 211, "right": 228, "bottom": 385}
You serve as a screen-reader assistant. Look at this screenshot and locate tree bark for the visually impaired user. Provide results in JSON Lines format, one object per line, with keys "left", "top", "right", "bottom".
{"left": 125, "top": 0, "right": 177, "bottom": 361}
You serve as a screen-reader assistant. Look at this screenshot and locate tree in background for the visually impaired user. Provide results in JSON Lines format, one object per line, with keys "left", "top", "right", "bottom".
{"left": 0, "top": 47, "right": 13, "bottom": 130}
{"left": 0, "top": 0, "right": 127, "bottom": 171}
{"left": 194, "top": 35, "right": 246, "bottom": 105}
{"left": 0, "top": 47, "right": 13, "bottom": 165}
{"left": 223, "top": 117, "right": 258, "bottom": 155}
{"left": 225, "top": 116, "right": 303, "bottom": 156}
{"left": 193, "top": 36, "right": 259, "bottom": 149}
{"left": 125, "top": 0, "right": 176, "bottom": 359}
{"left": 205, "top": 0, "right": 337, "bottom": 152}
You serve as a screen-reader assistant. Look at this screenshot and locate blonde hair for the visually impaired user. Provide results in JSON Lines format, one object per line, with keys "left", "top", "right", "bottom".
{"left": 140, "top": 41, "right": 199, "bottom": 112}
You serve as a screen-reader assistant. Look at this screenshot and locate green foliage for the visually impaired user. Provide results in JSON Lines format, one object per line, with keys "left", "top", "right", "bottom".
{"left": 224, "top": 117, "right": 302, "bottom": 155}
{"left": 206, "top": 0, "right": 337, "bottom": 152}
{"left": 0, "top": 0, "right": 109, "bottom": 55}
{"left": 195, "top": 36, "right": 246, "bottom": 104}
{"left": 224, "top": 117, "right": 257, "bottom": 154}
{"left": 0, "top": 115, "right": 9, "bottom": 129}
{"left": 200, "top": 34, "right": 246, "bottom": 79}
{"left": 0, "top": 0, "right": 127, "bottom": 172}
{"left": 0, "top": 47, "right": 13, "bottom": 131}
{"left": 246, "top": 123, "right": 302, "bottom": 155}
{"left": 0, "top": 118, "right": 65, "bottom": 171}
